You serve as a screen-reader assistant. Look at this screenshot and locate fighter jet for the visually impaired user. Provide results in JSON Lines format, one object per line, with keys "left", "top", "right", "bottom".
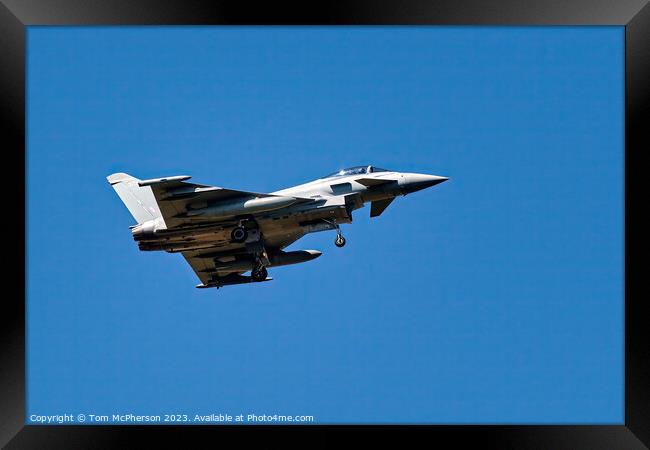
{"left": 107, "top": 165, "right": 448, "bottom": 289}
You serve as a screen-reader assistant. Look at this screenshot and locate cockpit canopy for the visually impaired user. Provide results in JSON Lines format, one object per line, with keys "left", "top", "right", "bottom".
{"left": 322, "top": 165, "right": 390, "bottom": 179}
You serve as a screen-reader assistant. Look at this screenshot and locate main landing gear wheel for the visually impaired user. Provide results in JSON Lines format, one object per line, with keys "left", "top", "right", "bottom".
{"left": 251, "top": 266, "right": 268, "bottom": 282}
{"left": 231, "top": 226, "right": 248, "bottom": 243}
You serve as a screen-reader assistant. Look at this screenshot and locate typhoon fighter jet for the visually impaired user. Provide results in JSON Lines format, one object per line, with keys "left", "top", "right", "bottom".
{"left": 107, "top": 165, "right": 448, "bottom": 289}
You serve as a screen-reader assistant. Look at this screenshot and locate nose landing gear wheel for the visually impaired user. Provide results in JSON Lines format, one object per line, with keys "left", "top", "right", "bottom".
{"left": 231, "top": 226, "right": 248, "bottom": 243}
{"left": 334, "top": 235, "right": 346, "bottom": 248}
{"left": 251, "top": 266, "right": 268, "bottom": 282}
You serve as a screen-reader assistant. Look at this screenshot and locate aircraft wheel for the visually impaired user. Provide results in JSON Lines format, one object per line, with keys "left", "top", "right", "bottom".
{"left": 252, "top": 266, "right": 268, "bottom": 282}
{"left": 335, "top": 235, "right": 346, "bottom": 248}
{"left": 231, "top": 226, "right": 248, "bottom": 243}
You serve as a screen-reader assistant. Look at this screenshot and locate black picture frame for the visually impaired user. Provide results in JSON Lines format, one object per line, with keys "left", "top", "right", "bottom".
{"left": 3, "top": 1, "right": 648, "bottom": 447}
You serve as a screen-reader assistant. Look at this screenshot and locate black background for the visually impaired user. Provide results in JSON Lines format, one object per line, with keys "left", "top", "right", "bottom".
{"left": 2, "top": 1, "right": 648, "bottom": 448}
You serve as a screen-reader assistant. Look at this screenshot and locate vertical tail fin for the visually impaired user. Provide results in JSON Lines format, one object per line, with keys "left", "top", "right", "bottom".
{"left": 107, "top": 173, "right": 162, "bottom": 224}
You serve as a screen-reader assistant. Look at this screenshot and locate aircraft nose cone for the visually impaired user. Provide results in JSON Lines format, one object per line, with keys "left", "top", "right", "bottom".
{"left": 401, "top": 173, "right": 448, "bottom": 194}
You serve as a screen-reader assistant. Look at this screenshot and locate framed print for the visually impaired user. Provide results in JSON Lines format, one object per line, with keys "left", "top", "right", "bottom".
{"left": 3, "top": 0, "right": 649, "bottom": 447}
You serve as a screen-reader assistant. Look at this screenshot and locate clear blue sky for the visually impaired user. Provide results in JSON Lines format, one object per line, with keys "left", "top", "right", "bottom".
{"left": 27, "top": 26, "right": 623, "bottom": 424}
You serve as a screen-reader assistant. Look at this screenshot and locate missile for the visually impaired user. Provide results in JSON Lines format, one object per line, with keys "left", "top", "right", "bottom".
{"left": 213, "top": 250, "right": 322, "bottom": 272}
{"left": 131, "top": 217, "right": 165, "bottom": 238}
{"left": 269, "top": 250, "right": 322, "bottom": 267}
{"left": 138, "top": 241, "right": 221, "bottom": 252}
{"left": 137, "top": 175, "right": 191, "bottom": 187}
{"left": 185, "top": 196, "right": 298, "bottom": 219}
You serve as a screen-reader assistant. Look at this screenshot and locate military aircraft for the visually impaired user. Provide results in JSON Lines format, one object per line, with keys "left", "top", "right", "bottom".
{"left": 107, "top": 165, "right": 448, "bottom": 289}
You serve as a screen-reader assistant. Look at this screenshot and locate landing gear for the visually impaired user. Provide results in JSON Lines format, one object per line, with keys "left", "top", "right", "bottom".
{"left": 231, "top": 226, "right": 248, "bottom": 243}
{"left": 322, "top": 219, "right": 345, "bottom": 248}
{"left": 251, "top": 265, "right": 268, "bottom": 282}
{"left": 323, "top": 218, "right": 347, "bottom": 248}
{"left": 251, "top": 252, "right": 268, "bottom": 282}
